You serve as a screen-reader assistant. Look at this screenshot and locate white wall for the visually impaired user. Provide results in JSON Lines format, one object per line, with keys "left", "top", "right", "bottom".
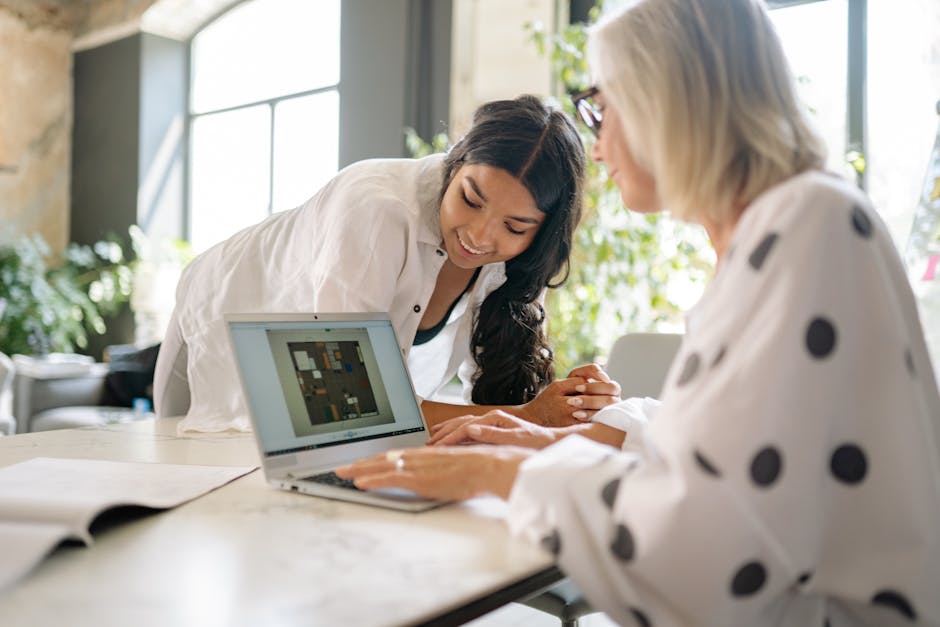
{"left": 450, "top": 0, "right": 562, "bottom": 137}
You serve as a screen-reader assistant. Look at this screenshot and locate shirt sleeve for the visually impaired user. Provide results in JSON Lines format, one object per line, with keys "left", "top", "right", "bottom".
{"left": 506, "top": 175, "right": 940, "bottom": 626}
{"left": 591, "top": 397, "right": 660, "bottom": 452}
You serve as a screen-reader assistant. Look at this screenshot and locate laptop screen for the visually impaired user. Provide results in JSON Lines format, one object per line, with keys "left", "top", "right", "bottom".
{"left": 228, "top": 317, "right": 425, "bottom": 456}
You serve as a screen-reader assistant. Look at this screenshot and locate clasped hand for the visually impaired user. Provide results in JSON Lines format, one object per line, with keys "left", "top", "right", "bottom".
{"left": 516, "top": 363, "right": 621, "bottom": 427}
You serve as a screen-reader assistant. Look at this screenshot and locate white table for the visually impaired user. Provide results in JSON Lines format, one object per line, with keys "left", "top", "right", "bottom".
{"left": 0, "top": 419, "right": 561, "bottom": 626}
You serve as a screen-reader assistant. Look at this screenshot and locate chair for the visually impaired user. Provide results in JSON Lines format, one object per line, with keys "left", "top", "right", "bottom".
{"left": 605, "top": 332, "right": 683, "bottom": 398}
{"left": 519, "top": 579, "right": 594, "bottom": 627}
{"left": 518, "top": 332, "right": 683, "bottom": 626}
{"left": 11, "top": 346, "right": 157, "bottom": 433}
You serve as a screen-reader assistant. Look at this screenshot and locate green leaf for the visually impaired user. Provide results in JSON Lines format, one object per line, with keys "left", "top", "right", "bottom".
{"left": 0, "top": 230, "right": 135, "bottom": 356}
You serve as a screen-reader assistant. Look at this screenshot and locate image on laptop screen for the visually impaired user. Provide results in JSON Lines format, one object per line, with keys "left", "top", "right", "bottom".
{"left": 228, "top": 317, "right": 425, "bottom": 457}
{"left": 268, "top": 327, "right": 392, "bottom": 436}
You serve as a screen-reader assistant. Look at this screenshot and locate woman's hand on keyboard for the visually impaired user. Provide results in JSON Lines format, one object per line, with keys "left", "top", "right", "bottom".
{"left": 336, "top": 445, "right": 534, "bottom": 501}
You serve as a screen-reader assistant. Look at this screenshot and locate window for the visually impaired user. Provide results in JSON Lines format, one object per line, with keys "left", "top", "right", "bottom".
{"left": 771, "top": 0, "right": 940, "bottom": 371}
{"left": 866, "top": 0, "right": 940, "bottom": 245}
{"left": 188, "top": 0, "right": 341, "bottom": 253}
{"left": 768, "top": 1, "right": 849, "bottom": 176}
{"left": 769, "top": 0, "right": 940, "bottom": 247}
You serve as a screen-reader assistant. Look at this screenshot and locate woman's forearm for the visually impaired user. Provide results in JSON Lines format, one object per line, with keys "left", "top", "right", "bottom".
{"left": 420, "top": 400, "right": 521, "bottom": 429}
{"left": 554, "top": 422, "right": 627, "bottom": 448}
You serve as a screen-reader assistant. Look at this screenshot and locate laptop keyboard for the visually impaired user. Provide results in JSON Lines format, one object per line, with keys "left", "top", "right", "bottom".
{"left": 300, "top": 471, "right": 363, "bottom": 492}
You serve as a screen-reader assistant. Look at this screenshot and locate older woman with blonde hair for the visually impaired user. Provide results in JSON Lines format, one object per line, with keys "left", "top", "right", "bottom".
{"left": 340, "top": 1, "right": 940, "bottom": 625}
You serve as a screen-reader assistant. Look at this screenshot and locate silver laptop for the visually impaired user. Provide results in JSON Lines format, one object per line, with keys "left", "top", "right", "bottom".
{"left": 226, "top": 312, "right": 445, "bottom": 512}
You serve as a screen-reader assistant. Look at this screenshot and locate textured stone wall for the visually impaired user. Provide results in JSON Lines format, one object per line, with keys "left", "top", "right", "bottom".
{"left": 0, "top": 2, "right": 73, "bottom": 251}
{"left": 0, "top": 0, "right": 160, "bottom": 253}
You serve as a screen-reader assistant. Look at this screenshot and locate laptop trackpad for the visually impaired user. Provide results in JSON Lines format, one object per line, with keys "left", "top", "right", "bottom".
{"left": 301, "top": 471, "right": 431, "bottom": 502}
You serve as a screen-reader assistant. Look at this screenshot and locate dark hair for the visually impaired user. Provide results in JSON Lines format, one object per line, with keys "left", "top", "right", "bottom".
{"left": 442, "top": 95, "right": 586, "bottom": 405}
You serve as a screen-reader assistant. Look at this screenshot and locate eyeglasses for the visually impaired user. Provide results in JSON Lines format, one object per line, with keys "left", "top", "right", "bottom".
{"left": 571, "top": 86, "right": 602, "bottom": 137}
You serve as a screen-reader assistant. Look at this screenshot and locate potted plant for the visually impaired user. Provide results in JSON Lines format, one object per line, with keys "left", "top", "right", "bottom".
{"left": 0, "top": 232, "right": 132, "bottom": 356}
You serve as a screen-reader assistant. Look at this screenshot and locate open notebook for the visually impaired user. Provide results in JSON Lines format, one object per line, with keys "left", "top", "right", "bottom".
{"left": 226, "top": 313, "right": 445, "bottom": 512}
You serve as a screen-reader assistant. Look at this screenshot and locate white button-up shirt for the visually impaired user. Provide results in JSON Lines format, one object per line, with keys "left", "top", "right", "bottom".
{"left": 170, "top": 155, "right": 506, "bottom": 432}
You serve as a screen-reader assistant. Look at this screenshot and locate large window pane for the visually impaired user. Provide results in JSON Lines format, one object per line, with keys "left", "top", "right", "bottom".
{"left": 191, "top": 0, "right": 341, "bottom": 113}
{"left": 272, "top": 91, "right": 340, "bottom": 212}
{"left": 867, "top": 0, "right": 940, "bottom": 245}
{"left": 867, "top": 0, "right": 940, "bottom": 375}
{"left": 190, "top": 106, "right": 271, "bottom": 252}
{"left": 770, "top": 1, "right": 848, "bottom": 174}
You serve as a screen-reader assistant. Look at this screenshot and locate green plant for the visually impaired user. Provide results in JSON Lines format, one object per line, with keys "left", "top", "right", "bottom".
{"left": 532, "top": 8, "right": 713, "bottom": 372}
{"left": 0, "top": 233, "right": 133, "bottom": 355}
{"left": 405, "top": 128, "right": 450, "bottom": 159}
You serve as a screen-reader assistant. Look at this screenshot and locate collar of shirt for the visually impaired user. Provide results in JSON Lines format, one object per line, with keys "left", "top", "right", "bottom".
{"left": 414, "top": 154, "right": 446, "bottom": 249}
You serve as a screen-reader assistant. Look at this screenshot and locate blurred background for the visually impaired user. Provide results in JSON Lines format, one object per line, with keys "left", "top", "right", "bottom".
{"left": 1, "top": 0, "right": 938, "bottom": 375}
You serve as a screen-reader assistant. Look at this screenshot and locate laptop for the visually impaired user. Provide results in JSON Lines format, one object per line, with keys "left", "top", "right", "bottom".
{"left": 225, "top": 312, "right": 445, "bottom": 512}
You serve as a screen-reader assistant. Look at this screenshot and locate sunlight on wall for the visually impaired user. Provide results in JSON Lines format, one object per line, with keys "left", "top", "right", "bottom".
{"left": 450, "top": 0, "right": 558, "bottom": 137}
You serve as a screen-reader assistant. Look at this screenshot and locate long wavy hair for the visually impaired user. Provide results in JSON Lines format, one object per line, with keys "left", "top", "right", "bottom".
{"left": 442, "top": 95, "right": 586, "bottom": 404}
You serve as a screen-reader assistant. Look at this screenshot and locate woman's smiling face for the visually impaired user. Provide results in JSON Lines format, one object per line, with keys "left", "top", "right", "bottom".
{"left": 438, "top": 163, "right": 545, "bottom": 269}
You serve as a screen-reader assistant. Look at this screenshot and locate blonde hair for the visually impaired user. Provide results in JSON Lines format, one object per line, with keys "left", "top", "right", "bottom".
{"left": 588, "top": 0, "right": 827, "bottom": 223}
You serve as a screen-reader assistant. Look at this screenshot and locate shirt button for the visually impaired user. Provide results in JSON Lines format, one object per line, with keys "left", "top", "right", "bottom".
{"left": 413, "top": 305, "right": 421, "bottom": 313}
{"left": 436, "top": 249, "right": 445, "bottom": 256}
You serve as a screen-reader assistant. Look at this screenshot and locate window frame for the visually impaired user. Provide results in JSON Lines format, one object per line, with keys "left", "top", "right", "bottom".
{"left": 182, "top": 0, "right": 342, "bottom": 247}
{"left": 768, "top": 0, "right": 867, "bottom": 188}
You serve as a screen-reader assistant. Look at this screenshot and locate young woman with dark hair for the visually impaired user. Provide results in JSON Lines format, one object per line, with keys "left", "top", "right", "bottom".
{"left": 154, "top": 95, "right": 622, "bottom": 433}
{"left": 435, "top": 96, "right": 585, "bottom": 407}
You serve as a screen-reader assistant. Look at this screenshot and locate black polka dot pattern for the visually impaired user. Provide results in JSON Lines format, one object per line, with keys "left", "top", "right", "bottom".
{"left": 601, "top": 477, "right": 621, "bottom": 510}
{"left": 750, "top": 447, "right": 783, "bottom": 487}
{"left": 806, "top": 317, "right": 837, "bottom": 359}
{"left": 851, "top": 205, "right": 873, "bottom": 238}
{"left": 610, "top": 523, "right": 635, "bottom": 562}
{"left": 676, "top": 353, "right": 701, "bottom": 386}
{"left": 540, "top": 529, "right": 561, "bottom": 556}
{"left": 730, "top": 561, "right": 767, "bottom": 597}
{"left": 905, "top": 349, "right": 916, "bottom": 377}
{"left": 830, "top": 444, "right": 867, "bottom": 484}
{"left": 694, "top": 449, "right": 721, "bottom": 477}
{"left": 871, "top": 589, "right": 917, "bottom": 620}
{"left": 797, "top": 571, "right": 813, "bottom": 585}
{"left": 711, "top": 345, "right": 727, "bottom": 368}
{"left": 748, "top": 233, "right": 779, "bottom": 270}
{"left": 629, "top": 607, "right": 652, "bottom": 627}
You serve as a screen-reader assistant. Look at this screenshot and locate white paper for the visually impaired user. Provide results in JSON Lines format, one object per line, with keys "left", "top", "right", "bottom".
{"left": 0, "top": 457, "right": 255, "bottom": 592}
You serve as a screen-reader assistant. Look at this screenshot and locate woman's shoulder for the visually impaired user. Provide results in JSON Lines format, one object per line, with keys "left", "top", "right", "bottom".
{"left": 308, "top": 154, "right": 445, "bottom": 226}
{"left": 328, "top": 155, "right": 444, "bottom": 201}
{"left": 739, "top": 170, "right": 871, "bottom": 240}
